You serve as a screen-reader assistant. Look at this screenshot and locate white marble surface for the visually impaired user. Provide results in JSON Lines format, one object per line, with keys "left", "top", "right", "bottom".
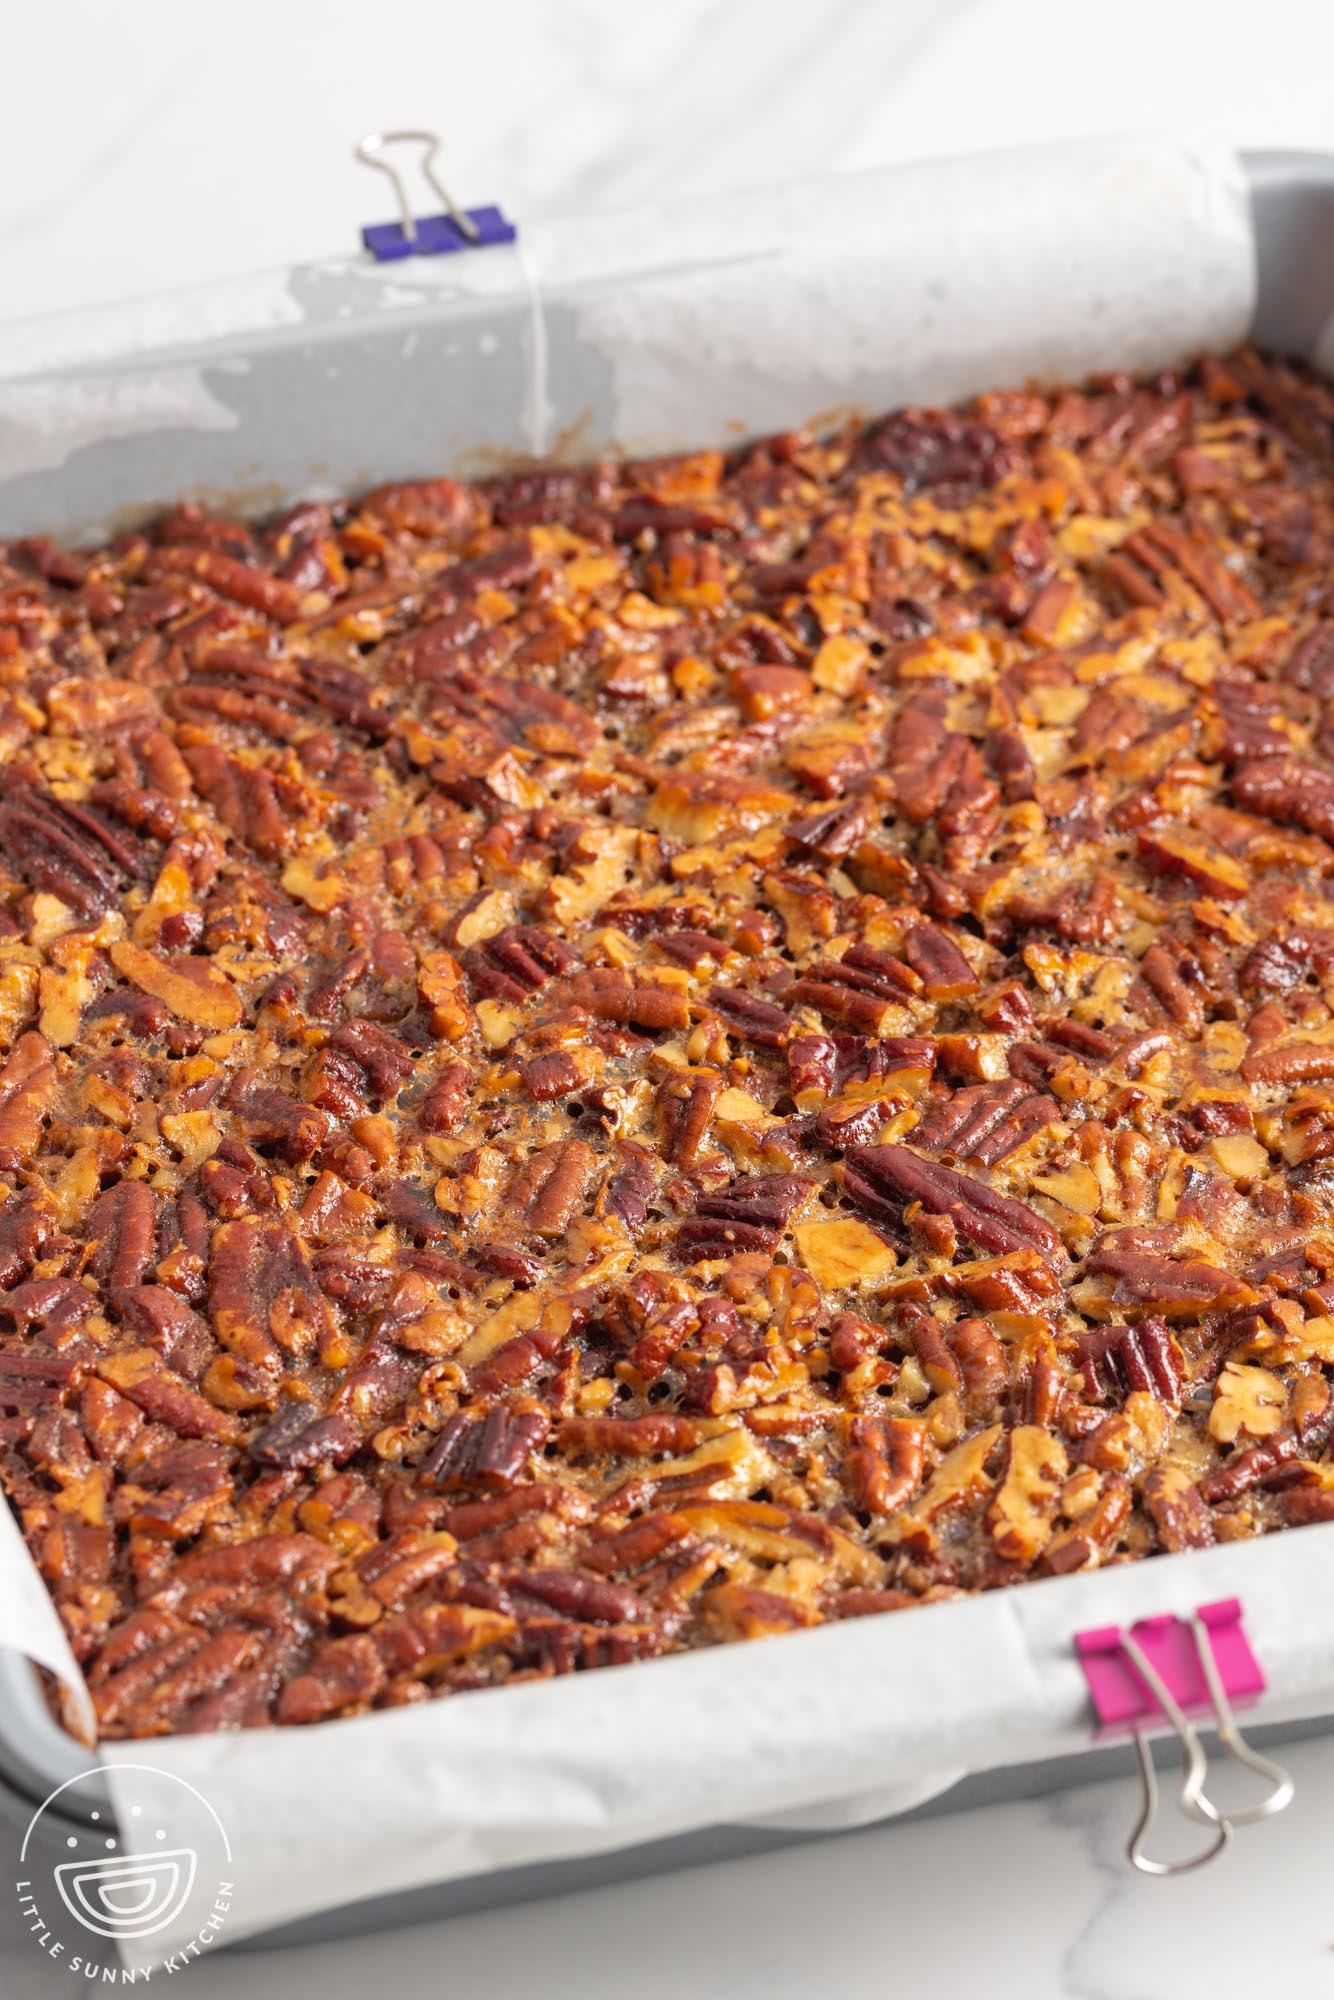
{"left": 2, "top": 1731, "right": 1334, "bottom": 1998}
{"left": 4, "top": 3, "right": 1334, "bottom": 1994}
{"left": 3, "top": 0, "right": 1334, "bottom": 326}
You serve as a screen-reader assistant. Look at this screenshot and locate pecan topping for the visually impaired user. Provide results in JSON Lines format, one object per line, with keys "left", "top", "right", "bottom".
{"left": 1073, "top": 1246, "right": 1249, "bottom": 1323}
{"left": 5, "top": 352, "right": 1334, "bottom": 1736}
{"left": 209, "top": 1219, "right": 334, "bottom": 1372}
{"left": 600, "top": 1143, "right": 658, "bottom": 1234}
{"left": 109, "top": 940, "right": 243, "bottom": 1031}
{"left": 87, "top": 1181, "right": 158, "bottom": 1301}
{"left": 558, "top": 1414, "right": 701, "bottom": 1459}
{"left": 988, "top": 1425, "right": 1068, "bottom": 1566}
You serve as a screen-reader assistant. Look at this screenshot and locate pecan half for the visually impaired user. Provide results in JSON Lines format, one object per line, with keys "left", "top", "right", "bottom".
{"left": 0, "top": 786, "right": 143, "bottom": 914}
{"left": 675, "top": 1174, "right": 815, "bottom": 1261}
{"left": 913, "top": 1079, "right": 1058, "bottom": 1166}
{"left": 843, "top": 1145, "right": 1065, "bottom": 1262}
{"left": 421, "top": 1404, "right": 552, "bottom": 1490}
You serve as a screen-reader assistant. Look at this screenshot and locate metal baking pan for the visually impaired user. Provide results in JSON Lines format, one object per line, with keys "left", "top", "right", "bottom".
{"left": 0, "top": 1658, "right": 1324, "bottom": 1954}
{"left": 2, "top": 143, "right": 1334, "bottom": 1947}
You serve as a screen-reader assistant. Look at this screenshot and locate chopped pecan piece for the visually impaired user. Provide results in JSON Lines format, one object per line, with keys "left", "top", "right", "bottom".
{"left": 94, "top": 1350, "right": 241, "bottom": 1444}
{"left": 510, "top": 1569, "right": 647, "bottom": 1625}
{"left": 417, "top": 1062, "right": 472, "bottom": 1133}
{"left": 988, "top": 1425, "right": 1068, "bottom": 1565}
{"left": 845, "top": 1417, "right": 928, "bottom": 1516}
{"left": 706, "top": 987, "right": 791, "bottom": 1047}
{"left": 0, "top": 1188, "right": 58, "bottom": 1289}
{"left": 0, "top": 1032, "right": 57, "bottom": 1170}
{"left": 600, "top": 1142, "right": 658, "bottom": 1233}
{"left": 87, "top": 1182, "right": 158, "bottom": 1300}
{"left": 209, "top": 1218, "right": 334, "bottom": 1372}
{"left": 1143, "top": 1466, "right": 1216, "bottom": 1551}
{"left": 223, "top": 1074, "right": 330, "bottom": 1164}
{"left": 109, "top": 940, "right": 243, "bottom": 1030}
{"left": 1074, "top": 1247, "right": 1249, "bottom": 1323}
{"left": 0, "top": 1346, "right": 83, "bottom": 1413}
{"left": 1197, "top": 1430, "right": 1299, "bottom": 1504}
{"left": 902, "top": 925, "right": 978, "bottom": 999}
{"left": 1232, "top": 757, "right": 1334, "bottom": 843}
{"left": 276, "top": 1635, "right": 387, "bottom": 1725}
{"left": 1137, "top": 827, "right": 1248, "bottom": 900}
{"left": 1045, "top": 1473, "right": 1131, "bottom": 1574}
{"left": 557, "top": 1415, "right": 701, "bottom": 1459}
{"left": 463, "top": 925, "right": 577, "bottom": 1002}
{"left": 861, "top": 407, "right": 1014, "bottom": 491}
{"left": 520, "top": 1050, "right": 583, "bottom": 1102}
{"left": 786, "top": 1034, "right": 840, "bottom": 1106}
{"left": 657, "top": 1069, "right": 725, "bottom": 1166}
{"left": 249, "top": 1402, "right": 359, "bottom": 1469}
{"left": 374, "top": 1603, "right": 514, "bottom": 1678}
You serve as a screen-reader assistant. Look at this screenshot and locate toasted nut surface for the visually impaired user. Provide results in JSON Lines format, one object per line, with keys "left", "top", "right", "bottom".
{"left": 4, "top": 352, "right": 1334, "bottom": 1739}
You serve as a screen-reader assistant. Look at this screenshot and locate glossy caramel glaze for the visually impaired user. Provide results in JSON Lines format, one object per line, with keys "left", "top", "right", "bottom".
{"left": 3, "top": 349, "right": 1334, "bottom": 1735}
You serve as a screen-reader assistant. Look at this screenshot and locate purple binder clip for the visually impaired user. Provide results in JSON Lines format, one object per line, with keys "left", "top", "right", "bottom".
{"left": 1073, "top": 1598, "right": 1292, "bottom": 1877}
{"left": 362, "top": 205, "right": 516, "bottom": 263}
{"left": 356, "top": 130, "right": 516, "bottom": 263}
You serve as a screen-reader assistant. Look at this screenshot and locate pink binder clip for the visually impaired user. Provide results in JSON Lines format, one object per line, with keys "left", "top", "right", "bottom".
{"left": 1076, "top": 1597, "right": 1264, "bottom": 1729}
{"left": 1074, "top": 1598, "right": 1292, "bottom": 1878}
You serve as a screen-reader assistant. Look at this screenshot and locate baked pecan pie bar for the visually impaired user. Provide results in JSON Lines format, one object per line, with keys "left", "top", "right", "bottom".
{"left": 4, "top": 348, "right": 1334, "bottom": 1736}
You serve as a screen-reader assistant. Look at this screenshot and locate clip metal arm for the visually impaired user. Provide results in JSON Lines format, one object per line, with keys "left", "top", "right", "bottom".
{"left": 1118, "top": 1631, "right": 1231, "bottom": 1877}
{"left": 1117, "top": 1618, "right": 1293, "bottom": 1877}
{"left": 355, "top": 130, "right": 481, "bottom": 247}
{"left": 1187, "top": 1612, "right": 1295, "bottom": 1829}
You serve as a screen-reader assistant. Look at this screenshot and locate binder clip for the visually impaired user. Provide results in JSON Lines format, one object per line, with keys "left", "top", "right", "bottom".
{"left": 1075, "top": 1598, "right": 1293, "bottom": 1877}
{"left": 355, "top": 130, "right": 517, "bottom": 262}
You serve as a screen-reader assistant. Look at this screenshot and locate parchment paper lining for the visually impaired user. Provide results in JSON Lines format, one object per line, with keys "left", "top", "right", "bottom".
{"left": 0, "top": 130, "right": 1288, "bottom": 1967}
